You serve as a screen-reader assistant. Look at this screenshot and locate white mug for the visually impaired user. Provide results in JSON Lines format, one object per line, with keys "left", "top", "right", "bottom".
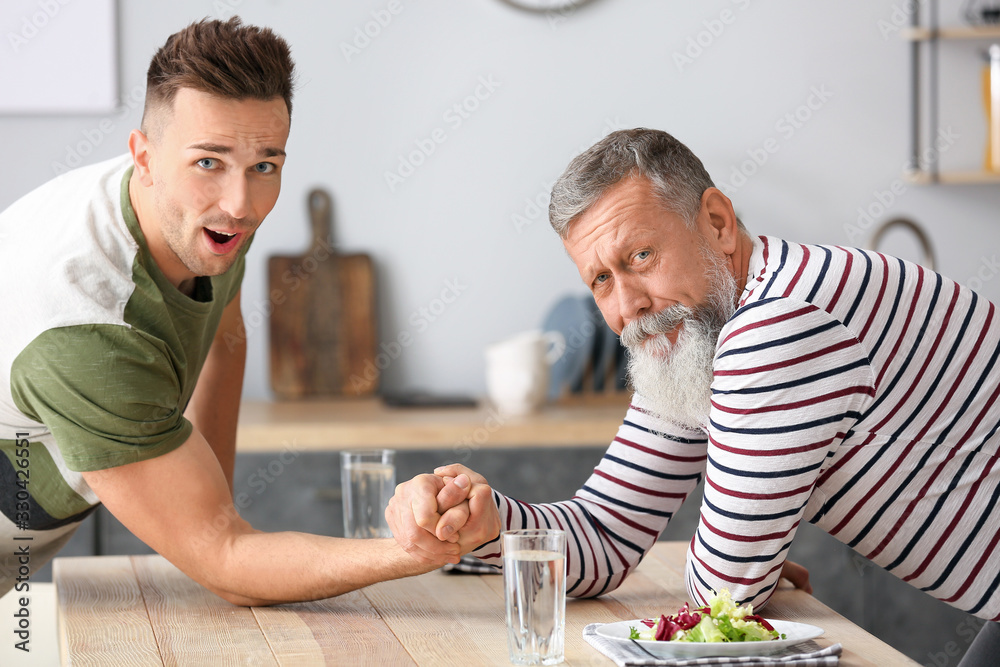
{"left": 485, "top": 330, "right": 565, "bottom": 416}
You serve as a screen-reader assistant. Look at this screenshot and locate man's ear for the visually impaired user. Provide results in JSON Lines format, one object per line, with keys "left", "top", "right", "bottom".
{"left": 129, "top": 129, "right": 154, "bottom": 187}
{"left": 699, "top": 187, "right": 740, "bottom": 255}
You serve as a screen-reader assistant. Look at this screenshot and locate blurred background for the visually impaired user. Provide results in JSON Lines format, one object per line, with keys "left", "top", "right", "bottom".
{"left": 4, "top": 3, "right": 1000, "bottom": 662}
{"left": 3, "top": 0, "right": 1000, "bottom": 401}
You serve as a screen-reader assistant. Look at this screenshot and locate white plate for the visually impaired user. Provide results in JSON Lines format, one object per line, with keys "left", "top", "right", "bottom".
{"left": 595, "top": 618, "right": 824, "bottom": 658}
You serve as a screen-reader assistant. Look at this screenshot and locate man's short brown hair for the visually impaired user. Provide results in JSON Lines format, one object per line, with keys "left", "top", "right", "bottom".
{"left": 141, "top": 17, "right": 295, "bottom": 136}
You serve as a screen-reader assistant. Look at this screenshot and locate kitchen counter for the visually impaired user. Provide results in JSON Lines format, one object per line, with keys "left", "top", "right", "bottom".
{"left": 236, "top": 393, "right": 632, "bottom": 452}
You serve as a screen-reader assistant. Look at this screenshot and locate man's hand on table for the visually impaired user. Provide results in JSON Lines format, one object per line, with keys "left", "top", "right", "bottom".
{"left": 386, "top": 464, "right": 500, "bottom": 563}
{"left": 780, "top": 559, "right": 813, "bottom": 594}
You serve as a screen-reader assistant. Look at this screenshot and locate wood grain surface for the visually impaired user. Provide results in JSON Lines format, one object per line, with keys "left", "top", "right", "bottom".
{"left": 54, "top": 544, "right": 920, "bottom": 666}
{"left": 132, "top": 556, "right": 275, "bottom": 665}
{"left": 364, "top": 571, "right": 508, "bottom": 665}
{"left": 54, "top": 556, "right": 161, "bottom": 666}
{"left": 252, "top": 590, "right": 415, "bottom": 665}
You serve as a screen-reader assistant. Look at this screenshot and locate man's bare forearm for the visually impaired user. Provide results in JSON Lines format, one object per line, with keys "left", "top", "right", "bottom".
{"left": 205, "top": 532, "right": 439, "bottom": 606}
{"left": 83, "top": 430, "right": 450, "bottom": 608}
{"left": 186, "top": 294, "right": 246, "bottom": 493}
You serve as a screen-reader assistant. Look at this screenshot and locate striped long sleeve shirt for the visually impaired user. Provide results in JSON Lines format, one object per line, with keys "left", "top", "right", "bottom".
{"left": 471, "top": 235, "right": 1000, "bottom": 622}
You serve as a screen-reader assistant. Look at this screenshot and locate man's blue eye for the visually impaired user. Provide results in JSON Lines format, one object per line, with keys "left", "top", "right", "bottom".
{"left": 595, "top": 274, "right": 608, "bottom": 284}
{"left": 197, "top": 158, "right": 216, "bottom": 169}
{"left": 636, "top": 250, "right": 650, "bottom": 260}
{"left": 254, "top": 162, "right": 275, "bottom": 174}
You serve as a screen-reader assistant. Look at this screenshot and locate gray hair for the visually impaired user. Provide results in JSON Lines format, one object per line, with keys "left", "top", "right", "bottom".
{"left": 549, "top": 128, "right": 717, "bottom": 238}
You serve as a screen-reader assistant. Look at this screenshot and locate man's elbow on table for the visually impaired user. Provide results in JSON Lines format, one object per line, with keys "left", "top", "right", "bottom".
{"left": 684, "top": 557, "right": 813, "bottom": 610}
{"left": 210, "top": 588, "right": 275, "bottom": 607}
{"left": 194, "top": 531, "right": 283, "bottom": 607}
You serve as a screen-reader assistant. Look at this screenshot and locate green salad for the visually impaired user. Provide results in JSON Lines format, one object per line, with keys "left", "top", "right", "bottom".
{"left": 628, "top": 589, "right": 785, "bottom": 643}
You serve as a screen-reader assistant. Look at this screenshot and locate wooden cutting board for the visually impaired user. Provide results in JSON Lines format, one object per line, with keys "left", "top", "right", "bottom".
{"left": 268, "top": 188, "right": 377, "bottom": 397}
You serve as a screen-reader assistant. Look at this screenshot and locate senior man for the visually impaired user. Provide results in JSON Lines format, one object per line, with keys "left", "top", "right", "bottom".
{"left": 388, "top": 128, "right": 1000, "bottom": 660}
{"left": 0, "top": 17, "right": 457, "bottom": 606}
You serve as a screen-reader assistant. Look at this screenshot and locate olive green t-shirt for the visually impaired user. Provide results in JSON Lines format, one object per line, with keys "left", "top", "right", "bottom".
{"left": 0, "top": 154, "right": 247, "bottom": 593}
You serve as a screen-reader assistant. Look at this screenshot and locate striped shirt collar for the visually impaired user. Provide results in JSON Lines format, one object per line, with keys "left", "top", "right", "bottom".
{"left": 741, "top": 234, "right": 769, "bottom": 307}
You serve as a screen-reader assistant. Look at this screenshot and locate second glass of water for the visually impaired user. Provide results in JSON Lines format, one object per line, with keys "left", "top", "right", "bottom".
{"left": 502, "top": 529, "right": 567, "bottom": 666}
{"left": 340, "top": 449, "right": 395, "bottom": 539}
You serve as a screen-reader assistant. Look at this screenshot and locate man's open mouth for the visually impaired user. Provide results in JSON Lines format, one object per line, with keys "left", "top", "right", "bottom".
{"left": 202, "top": 227, "right": 244, "bottom": 256}
{"left": 205, "top": 229, "right": 238, "bottom": 245}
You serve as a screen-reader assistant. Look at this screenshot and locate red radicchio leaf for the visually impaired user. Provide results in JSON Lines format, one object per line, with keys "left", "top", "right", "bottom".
{"left": 743, "top": 614, "right": 775, "bottom": 632}
{"left": 654, "top": 615, "right": 684, "bottom": 641}
{"left": 641, "top": 619, "right": 656, "bottom": 628}
{"left": 650, "top": 604, "right": 704, "bottom": 641}
{"left": 674, "top": 603, "right": 702, "bottom": 631}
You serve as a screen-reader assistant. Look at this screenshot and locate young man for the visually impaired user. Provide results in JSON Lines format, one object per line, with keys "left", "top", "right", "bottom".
{"left": 0, "top": 17, "right": 458, "bottom": 606}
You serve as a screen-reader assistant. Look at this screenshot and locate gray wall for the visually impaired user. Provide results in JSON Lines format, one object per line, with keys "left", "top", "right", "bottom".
{"left": 3, "top": 0, "right": 1000, "bottom": 401}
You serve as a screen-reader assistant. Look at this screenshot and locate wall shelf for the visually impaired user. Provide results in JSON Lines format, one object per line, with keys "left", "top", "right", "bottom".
{"left": 903, "top": 25, "right": 1000, "bottom": 40}
{"left": 905, "top": 1, "right": 1000, "bottom": 183}
{"left": 904, "top": 169, "right": 1000, "bottom": 184}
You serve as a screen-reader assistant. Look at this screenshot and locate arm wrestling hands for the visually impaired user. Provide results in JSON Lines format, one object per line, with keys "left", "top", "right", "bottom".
{"left": 385, "top": 464, "right": 500, "bottom": 564}
{"left": 386, "top": 464, "right": 813, "bottom": 595}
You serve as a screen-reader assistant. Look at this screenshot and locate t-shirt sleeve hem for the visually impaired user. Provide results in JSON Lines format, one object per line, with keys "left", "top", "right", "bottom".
{"left": 60, "top": 421, "right": 193, "bottom": 472}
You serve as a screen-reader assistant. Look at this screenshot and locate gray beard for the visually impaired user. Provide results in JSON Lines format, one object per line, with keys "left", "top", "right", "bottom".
{"left": 621, "top": 245, "right": 738, "bottom": 431}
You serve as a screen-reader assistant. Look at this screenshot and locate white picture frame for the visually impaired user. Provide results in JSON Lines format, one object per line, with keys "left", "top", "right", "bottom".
{"left": 0, "top": 0, "right": 118, "bottom": 114}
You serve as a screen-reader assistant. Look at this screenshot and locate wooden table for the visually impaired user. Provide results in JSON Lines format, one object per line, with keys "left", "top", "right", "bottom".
{"left": 54, "top": 542, "right": 917, "bottom": 666}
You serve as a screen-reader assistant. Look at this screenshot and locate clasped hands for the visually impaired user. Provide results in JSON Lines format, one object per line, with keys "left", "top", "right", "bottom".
{"left": 385, "top": 464, "right": 501, "bottom": 566}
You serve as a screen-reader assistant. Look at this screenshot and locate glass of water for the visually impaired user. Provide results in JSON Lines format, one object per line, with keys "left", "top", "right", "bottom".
{"left": 340, "top": 449, "right": 395, "bottom": 539}
{"left": 502, "top": 529, "right": 567, "bottom": 665}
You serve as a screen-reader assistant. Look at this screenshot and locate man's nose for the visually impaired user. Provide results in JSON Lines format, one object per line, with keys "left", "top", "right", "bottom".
{"left": 616, "top": 274, "right": 652, "bottom": 325}
{"left": 218, "top": 174, "right": 252, "bottom": 220}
